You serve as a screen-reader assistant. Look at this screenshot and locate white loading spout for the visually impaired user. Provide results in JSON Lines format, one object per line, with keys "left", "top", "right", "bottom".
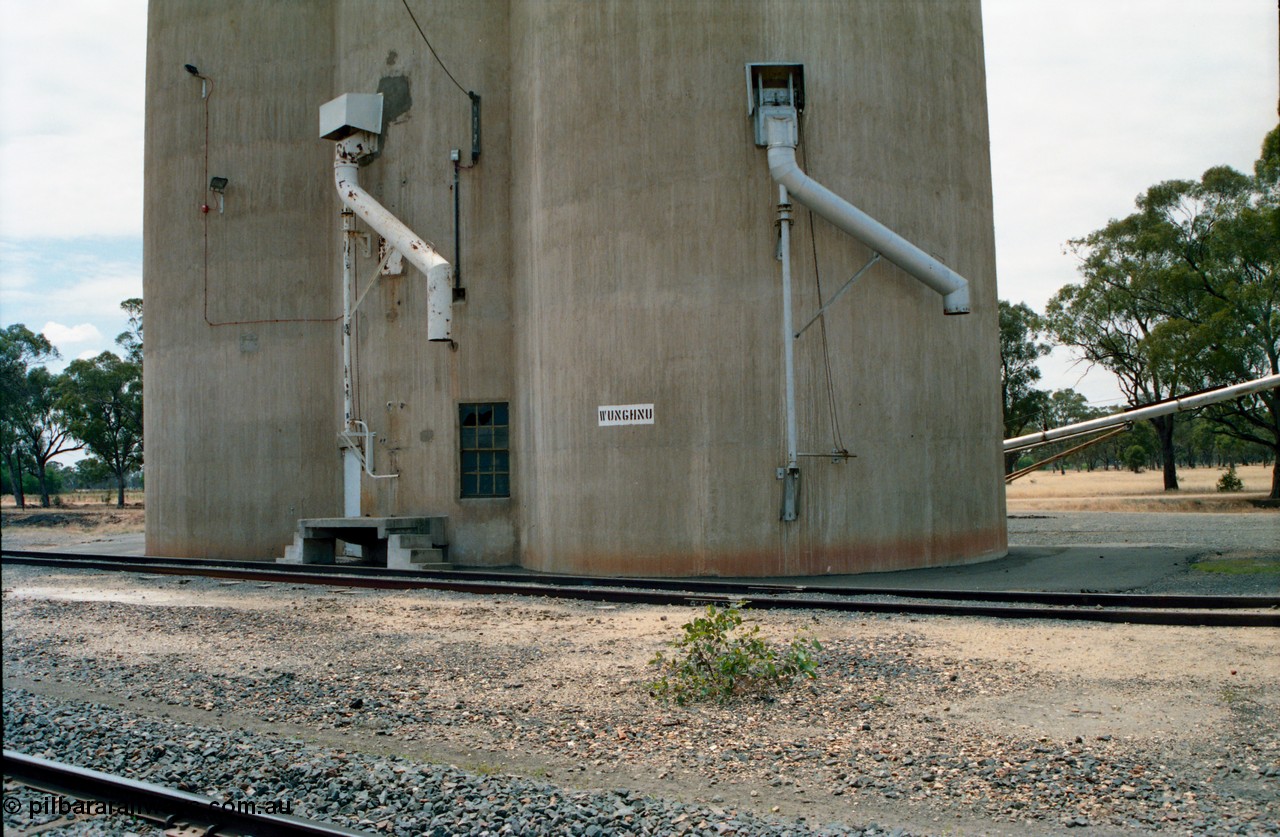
{"left": 764, "top": 116, "right": 970, "bottom": 315}
{"left": 333, "top": 137, "right": 453, "bottom": 341}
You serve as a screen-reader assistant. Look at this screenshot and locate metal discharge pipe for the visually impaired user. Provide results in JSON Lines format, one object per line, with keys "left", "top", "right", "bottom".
{"left": 777, "top": 185, "right": 800, "bottom": 521}
{"left": 1004, "top": 373, "right": 1280, "bottom": 451}
{"left": 341, "top": 208, "right": 360, "bottom": 516}
{"left": 333, "top": 136, "right": 453, "bottom": 341}
{"left": 764, "top": 116, "right": 970, "bottom": 315}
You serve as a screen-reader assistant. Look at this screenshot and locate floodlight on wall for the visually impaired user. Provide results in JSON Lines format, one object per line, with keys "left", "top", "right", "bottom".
{"left": 207, "top": 176, "right": 228, "bottom": 214}
{"left": 184, "top": 63, "right": 210, "bottom": 99}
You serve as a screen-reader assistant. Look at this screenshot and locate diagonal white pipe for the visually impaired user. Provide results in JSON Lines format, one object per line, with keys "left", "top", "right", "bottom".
{"left": 765, "top": 116, "right": 970, "bottom": 315}
{"left": 1004, "top": 373, "right": 1280, "bottom": 452}
{"left": 333, "top": 136, "right": 453, "bottom": 341}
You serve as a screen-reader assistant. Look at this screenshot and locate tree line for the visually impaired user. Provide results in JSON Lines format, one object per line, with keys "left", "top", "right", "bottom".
{"left": 1001, "top": 124, "right": 1280, "bottom": 499}
{"left": 1, "top": 299, "right": 143, "bottom": 508}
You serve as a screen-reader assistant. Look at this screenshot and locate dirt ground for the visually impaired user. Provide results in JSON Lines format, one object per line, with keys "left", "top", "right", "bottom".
{"left": 3, "top": 474, "right": 1278, "bottom": 834}
{"left": 3, "top": 567, "right": 1277, "bottom": 835}
{"left": 0, "top": 504, "right": 145, "bottom": 550}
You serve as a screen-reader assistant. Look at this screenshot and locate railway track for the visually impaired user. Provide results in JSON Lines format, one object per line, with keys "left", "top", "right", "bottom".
{"left": 3, "top": 750, "right": 365, "bottom": 837}
{"left": 2, "top": 549, "right": 1276, "bottom": 627}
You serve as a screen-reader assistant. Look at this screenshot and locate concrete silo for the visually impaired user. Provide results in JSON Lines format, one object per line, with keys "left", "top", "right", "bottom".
{"left": 145, "top": 0, "right": 1006, "bottom": 575}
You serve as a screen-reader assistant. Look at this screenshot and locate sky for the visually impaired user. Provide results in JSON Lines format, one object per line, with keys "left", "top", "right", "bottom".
{"left": 0, "top": 0, "right": 1276, "bottom": 410}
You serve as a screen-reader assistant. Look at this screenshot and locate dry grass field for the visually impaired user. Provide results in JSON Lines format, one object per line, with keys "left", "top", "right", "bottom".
{"left": 0, "top": 493, "right": 145, "bottom": 550}
{"left": 1006, "top": 463, "right": 1276, "bottom": 512}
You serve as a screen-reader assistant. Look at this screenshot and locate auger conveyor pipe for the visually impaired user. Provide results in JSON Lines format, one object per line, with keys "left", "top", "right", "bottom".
{"left": 1004, "top": 373, "right": 1280, "bottom": 452}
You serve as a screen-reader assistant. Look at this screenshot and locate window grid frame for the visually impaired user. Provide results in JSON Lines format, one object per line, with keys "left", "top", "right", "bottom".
{"left": 459, "top": 401, "right": 510, "bottom": 499}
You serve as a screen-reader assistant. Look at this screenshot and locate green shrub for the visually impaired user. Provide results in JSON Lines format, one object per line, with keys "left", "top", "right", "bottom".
{"left": 1217, "top": 464, "right": 1244, "bottom": 492}
{"left": 1123, "top": 445, "right": 1147, "bottom": 473}
{"left": 648, "top": 603, "right": 821, "bottom": 705}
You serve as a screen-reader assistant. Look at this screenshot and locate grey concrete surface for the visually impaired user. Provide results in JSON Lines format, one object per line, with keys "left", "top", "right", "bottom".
{"left": 40, "top": 534, "right": 148, "bottom": 557}
{"left": 783, "top": 511, "right": 1278, "bottom": 594}
{"left": 788, "top": 545, "right": 1202, "bottom": 593}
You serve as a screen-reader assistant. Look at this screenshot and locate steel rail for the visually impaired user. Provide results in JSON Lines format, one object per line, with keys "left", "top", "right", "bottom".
{"left": 2, "top": 750, "right": 369, "bottom": 837}
{"left": 3, "top": 548, "right": 1275, "bottom": 609}
{"left": 3, "top": 550, "right": 1276, "bottom": 627}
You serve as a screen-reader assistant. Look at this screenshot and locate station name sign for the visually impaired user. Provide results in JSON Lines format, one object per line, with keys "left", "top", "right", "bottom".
{"left": 597, "top": 403, "right": 655, "bottom": 427}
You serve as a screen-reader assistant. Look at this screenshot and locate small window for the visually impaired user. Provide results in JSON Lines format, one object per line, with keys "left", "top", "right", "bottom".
{"left": 459, "top": 402, "right": 510, "bottom": 498}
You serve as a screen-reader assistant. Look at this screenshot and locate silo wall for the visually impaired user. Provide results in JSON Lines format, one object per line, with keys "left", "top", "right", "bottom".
{"left": 509, "top": 0, "right": 1005, "bottom": 576}
{"left": 145, "top": 0, "right": 516, "bottom": 561}
{"left": 327, "top": 2, "right": 518, "bottom": 565}
{"left": 145, "top": 0, "right": 1006, "bottom": 574}
{"left": 144, "top": 2, "right": 340, "bottom": 559}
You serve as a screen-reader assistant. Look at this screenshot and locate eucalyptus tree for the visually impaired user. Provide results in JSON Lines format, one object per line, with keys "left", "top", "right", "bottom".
{"left": 998, "top": 300, "right": 1050, "bottom": 473}
{"left": 16, "top": 365, "right": 81, "bottom": 507}
{"left": 116, "top": 298, "right": 143, "bottom": 366}
{"left": 0, "top": 324, "right": 58, "bottom": 507}
{"left": 1132, "top": 129, "right": 1280, "bottom": 497}
{"left": 1048, "top": 125, "right": 1280, "bottom": 496}
{"left": 1046, "top": 212, "right": 1193, "bottom": 490}
{"left": 60, "top": 352, "right": 143, "bottom": 508}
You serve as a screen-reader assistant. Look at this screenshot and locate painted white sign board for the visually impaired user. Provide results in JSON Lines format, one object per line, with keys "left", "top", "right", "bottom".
{"left": 597, "top": 403, "right": 655, "bottom": 427}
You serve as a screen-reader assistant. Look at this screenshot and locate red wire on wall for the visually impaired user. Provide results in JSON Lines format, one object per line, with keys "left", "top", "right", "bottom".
{"left": 195, "top": 70, "right": 340, "bottom": 328}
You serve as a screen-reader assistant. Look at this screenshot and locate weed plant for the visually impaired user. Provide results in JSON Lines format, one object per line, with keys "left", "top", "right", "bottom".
{"left": 648, "top": 603, "right": 820, "bottom": 705}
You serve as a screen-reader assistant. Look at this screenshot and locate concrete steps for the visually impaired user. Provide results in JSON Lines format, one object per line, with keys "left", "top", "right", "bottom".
{"left": 386, "top": 533, "right": 451, "bottom": 571}
{"left": 280, "top": 516, "right": 448, "bottom": 569}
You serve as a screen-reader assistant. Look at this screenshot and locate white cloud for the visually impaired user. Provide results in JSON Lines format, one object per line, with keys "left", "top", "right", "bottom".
{"left": 1, "top": 254, "right": 140, "bottom": 328}
{"left": 0, "top": 238, "right": 141, "bottom": 370}
{"left": 0, "top": 0, "right": 146, "bottom": 239}
{"left": 41, "top": 321, "right": 102, "bottom": 345}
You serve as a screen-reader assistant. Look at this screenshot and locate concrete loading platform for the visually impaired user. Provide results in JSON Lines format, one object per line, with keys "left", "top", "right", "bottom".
{"left": 280, "top": 517, "right": 448, "bottom": 570}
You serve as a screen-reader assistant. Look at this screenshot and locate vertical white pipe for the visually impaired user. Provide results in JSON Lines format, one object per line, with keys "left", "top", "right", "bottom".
{"left": 341, "top": 208, "right": 355, "bottom": 433}
{"left": 341, "top": 208, "right": 360, "bottom": 517}
{"left": 343, "top": 447, "right": 361, "bottom": 517}
{"left": 778, "top": 185, "right": 798, "bottom": 473}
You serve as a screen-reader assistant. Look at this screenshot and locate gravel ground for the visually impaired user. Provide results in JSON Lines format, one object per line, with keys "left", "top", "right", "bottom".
{"left": 1007, "top": 511, "right": 1280, "bottom": 552}
{"left": 2, "top": 689, "right": 913, "bottom": 837}
{"left": 3, "top": 564, "right": 1278, "bottom": 837}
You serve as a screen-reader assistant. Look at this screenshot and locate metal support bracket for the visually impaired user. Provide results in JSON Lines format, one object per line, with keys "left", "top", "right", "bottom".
{"left": 338, "top": 421, "right": 399, "bottom": 479}
{"left": 795, "top": 253, "right": 882, "bottom": 338}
